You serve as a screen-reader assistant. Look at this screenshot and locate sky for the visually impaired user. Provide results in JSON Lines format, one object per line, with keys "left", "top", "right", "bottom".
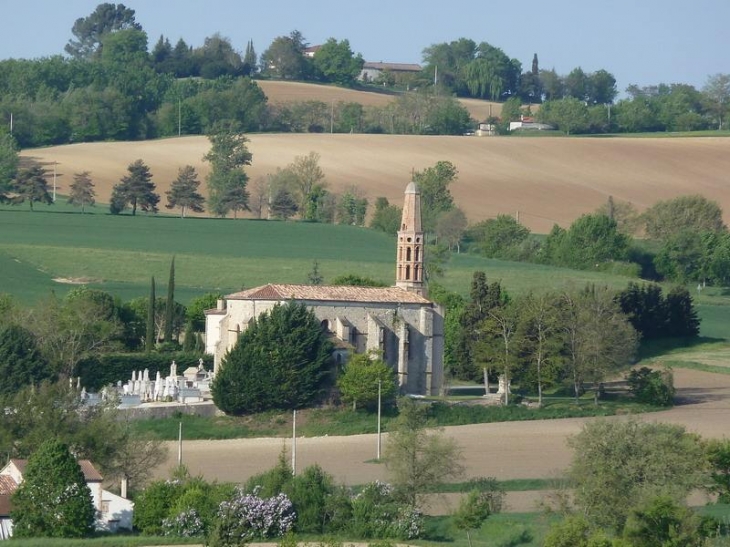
{"left": 1, "top": 0, "right": 728, "bottom": 93}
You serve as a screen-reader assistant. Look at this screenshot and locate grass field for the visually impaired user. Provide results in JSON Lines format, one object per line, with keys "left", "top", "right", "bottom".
{"left": 2, "top": 205, "right": 729, "bottom": 338}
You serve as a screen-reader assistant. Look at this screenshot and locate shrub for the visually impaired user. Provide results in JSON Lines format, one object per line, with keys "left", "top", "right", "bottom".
{"left": 626, "top": 367, "right": 675, "bottom": 407}
{"left": 350, "top": 481, "right": 423, "bottom": 539}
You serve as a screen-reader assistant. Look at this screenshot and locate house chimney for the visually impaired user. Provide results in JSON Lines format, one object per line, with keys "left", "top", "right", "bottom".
{"left": 216, "top": 299, "right": 225, "bottom": 311}
{"left": 121, "top": 476, "right": 128, "bottom": 499}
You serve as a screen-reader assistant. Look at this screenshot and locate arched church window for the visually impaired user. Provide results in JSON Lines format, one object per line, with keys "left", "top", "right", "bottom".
{"left": 415, "top": 247, "right": 420, "bottom": 261}
{"left": 321, "top": 319, "right": 330, "bottom": 332}
{"left": 405, "top": 265, "right": 411, "bottom": 280}
{"left": 406, "top": 247, "right": 412, "bottom": 261}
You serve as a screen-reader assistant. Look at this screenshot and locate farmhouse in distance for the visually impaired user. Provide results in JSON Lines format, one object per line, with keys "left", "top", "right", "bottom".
{"left": 205, "top": 182, "right": 445, "bottom": 396}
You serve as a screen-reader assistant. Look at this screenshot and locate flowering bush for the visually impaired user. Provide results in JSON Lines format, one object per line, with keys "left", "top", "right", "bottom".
{"left": 162, "top": 508, "right": 205, "bottom": 537}
{"left": 350, "top": 481, "right": 423, "bottom": 539}
{"left": 209, "top": 487, "right": 296, "bottom": 546}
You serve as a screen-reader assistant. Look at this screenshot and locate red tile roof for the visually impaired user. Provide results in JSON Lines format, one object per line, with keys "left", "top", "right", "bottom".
{"left": 9, "top": 459, "right": 102, "bottom": 482}
{"left": 226, "top": 284, "right": 431, "bottom": 304}
{"left": 0, "top": 476, "right": 17, "bottom": 495}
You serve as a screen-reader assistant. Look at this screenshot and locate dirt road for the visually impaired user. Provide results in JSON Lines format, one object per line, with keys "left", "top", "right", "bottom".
{"left": 158, "top": 368, "right": 730, "bottom": 491}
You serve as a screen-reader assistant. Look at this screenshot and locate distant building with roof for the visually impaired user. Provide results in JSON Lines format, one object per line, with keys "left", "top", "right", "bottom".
{"left": 359, "top": 62, "right": 423, "bottom": 86}
{"left": 206, "top": 182, "right": 444, "bottom": 396}
{"left": 0, "top": 458, "right": 133, "bottom": 539}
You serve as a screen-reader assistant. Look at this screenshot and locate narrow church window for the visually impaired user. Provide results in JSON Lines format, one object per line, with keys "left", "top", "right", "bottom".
{"left": 402, "top": 223, "right": 406, "bottom": 230}
{"left": 405, "top": 265, "right": 411, "bottom": 280}
{"left": 415, "top": 247, "right": 420, "bottom": 261}
{"left": 415, "top": 265, "right": 420, "bottom": 281}
{"left": 321, "top": 319, "right": 330, "bottom": 332}
{"left": 406, "top": 247, "right": 412, "bottom": 261}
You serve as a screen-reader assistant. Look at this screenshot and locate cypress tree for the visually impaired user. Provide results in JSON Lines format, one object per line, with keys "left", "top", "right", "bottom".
{"left": 146, "top": 276, "right": 156, "bottom": 352}
{"left": 164, "top": 256, "right": 175, "bottom": 342}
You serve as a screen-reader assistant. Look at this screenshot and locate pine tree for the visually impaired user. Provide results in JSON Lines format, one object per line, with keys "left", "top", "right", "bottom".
{"left": 110, "top": 159, "right": 160, "bottom": 215}
{"left": 307, "top": 260, "right": 323, "bottom": 285}
{"left": 11, "top": 439, "right": 95, "bottom": 538}
{"left": 165, "top": 165, "right": 205, "bottom": 217}
{"left": 12, "top": 165, "right": 53, "bottom": 210}
{"left": 164, "top": 257, "right": 176, "bottom": 343}
{"left": 243, "top": 39, "right": 257, "bottom": 76}
{"left": 146, "top": 276, "right": 156, "bottom": 352}
{"left": 67, "top": 171, "right": 96, "bottom": 213}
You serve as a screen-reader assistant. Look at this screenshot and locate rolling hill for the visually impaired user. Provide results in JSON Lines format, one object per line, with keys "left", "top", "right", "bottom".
{"left": 21, "top": 133, "right": 730, "bottom": 233}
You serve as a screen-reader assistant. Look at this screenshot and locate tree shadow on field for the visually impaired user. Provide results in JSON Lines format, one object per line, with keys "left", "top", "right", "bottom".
{"left": 673, "top": 385, "right": 730, "bottom": 406}
{"left": 638, "top": 336, "right": 726, "bottom": 360}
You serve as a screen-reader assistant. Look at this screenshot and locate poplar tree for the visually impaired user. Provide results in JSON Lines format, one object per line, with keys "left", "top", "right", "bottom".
{"left": 146, "top": 276, "right": 155, "bottom": 352}
{"left": 164, "top": 257, "right": 175, "bottom": 343}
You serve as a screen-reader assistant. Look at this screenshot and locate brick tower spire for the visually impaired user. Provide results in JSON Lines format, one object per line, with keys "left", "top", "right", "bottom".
{"left": 396, "top": 181, "right": 425, "bottom": 295}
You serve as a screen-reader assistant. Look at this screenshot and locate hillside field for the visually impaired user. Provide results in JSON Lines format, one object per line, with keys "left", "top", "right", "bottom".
{"left": 21, "top": 133, "right": 730, "bottom": 233}
{"left": 1, "top": 206, "right": 728, "bottom": 340}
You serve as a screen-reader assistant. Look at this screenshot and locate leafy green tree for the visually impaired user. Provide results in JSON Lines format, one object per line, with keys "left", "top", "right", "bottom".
{"left": 370, "top": 197, "right": 402, "bottom": 235}
{"left": 654, "top": 229, "right": 706, "bottom": 282}
{"left": 702, "top": 73, "right": 730, "bottom": 129}
{"left": 423, "top": 95, "right": 472, "bottom": 136}
{"left": 0, "top": 132, "right": 19, "bottom": 201}
{"left": 0, "top": 324, "right": 52, "bottom": 395}
{"left": 413, "top": 161, "right": 457, "bottom": 230}
{"left": 543, "top": 214, "right": 630, "bottom": 269}
{"left": 337, "top": 352, "right": 397, "bottom": 410}
{"left": 452, "top": 483, "right": 504, "bottom": 547}
{"left": 331, "top": 274, "right": 387, "bottom": 287}
{"left": 186, "top": 292, "right": 224, "bottom": 331}
{"left": 517, "top": 292, "right": 563, "bottom": 405}
{"left": 538, "top": 98, "right": 590, "bottom": 134}
{"left": 435, "top": 207, "right": 467, "bottom": 252}
{"left": 543, "top": 515, "right": 611, "bottom": 547}
{"left": 707, "top": 439, "right": 730, "bottom": 503}
{"left": 623, "top": 495, "right": 713, "bottom": 546}
{"left": 287, "top": 151, "right": 326, "bottom": 214}
{"left": 12, "top": 165, "right": 53, "bottom": 210}
{"left": 643, "top": 195, "right": 726, "bottom": 241}
{"left": 65, "top": 2, "right": 141, "bottom": 59}
{"left": 193, "top": 34, "right": 243, "bottom": 79}
{"left": 270, "top": 189, "right": 298, "bottom": 220}
{"left": 211, "top": 301, "right": 332, "bottom": 414}
{"left": 336, "top": 187, "right": 368, "bottom": 226}
{"left": 568, "top": 419, "right": 707, "bottom": 532}
{"left": 260, "top": 30, "right": 310, "bottom": 80}
{"left": 11, "top": 439, "right": 95, "bottom": 538}
{"left": 26, "top": 288, "right": 123, "bottom": 377}
{"left": 0, "top": 381, "right": 166, "bottom": 489}
{"left": 539, "top": 68, "right": 563, "bottom": 101}
{"left": 67, "top": 171, "right": 96, "bottom": 213}
{"left": 665, "top": 286, "right": 700, "bottom": 337}
{"left": 312, "top": 38, "right": 364, "bottom": 86}
{"left": 204, "top": 123, "right": 252, "bottom": 217}
{"left": 166, "top": 165, "right": 205, "bottom": 217}
{"left": 626, "top": 367, "right": 675, "bottom": 407}
{"left": 588, "top": 69, "right": 618, "bottom": 105}
{"left": 468, "top": 214, "right": 530, "bottom": 258}
{"left": 110, "top": 159, "right": 159, "bottom": 215}
{"left": 559, "top": 287, "right": 638, "bottom": 402}
{"left": 384, "top": 397, "right": 464, "bottom": 508}
{"left": 500, "top": 96, "right": 523, "bottom": 122}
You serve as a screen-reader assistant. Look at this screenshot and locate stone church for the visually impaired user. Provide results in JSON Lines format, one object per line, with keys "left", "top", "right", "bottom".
{"left": 205, "top": 182, "right": 444, "bottom": 395}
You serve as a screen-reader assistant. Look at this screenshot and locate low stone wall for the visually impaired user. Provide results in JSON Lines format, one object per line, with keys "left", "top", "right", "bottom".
{"left": 118, "top": 401, "right": 220, "bottom": 420}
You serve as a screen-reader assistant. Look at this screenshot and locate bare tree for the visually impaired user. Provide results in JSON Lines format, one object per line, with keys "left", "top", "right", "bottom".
{"left": 249, "top": 176, "right": 269, "bottom": 219}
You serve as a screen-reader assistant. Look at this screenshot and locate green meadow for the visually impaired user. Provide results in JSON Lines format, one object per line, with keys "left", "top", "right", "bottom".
{"left": 1, "top": 202, "right": 728, "bottom": 340}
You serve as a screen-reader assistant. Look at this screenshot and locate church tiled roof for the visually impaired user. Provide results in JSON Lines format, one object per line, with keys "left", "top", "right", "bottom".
{"left": 226, "top": 284, "right": 432, "bottom": 304}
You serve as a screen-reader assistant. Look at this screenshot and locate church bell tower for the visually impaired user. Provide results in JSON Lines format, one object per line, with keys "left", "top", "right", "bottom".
{"left": 396, "top": 181, "right": 425, "bottom": 296}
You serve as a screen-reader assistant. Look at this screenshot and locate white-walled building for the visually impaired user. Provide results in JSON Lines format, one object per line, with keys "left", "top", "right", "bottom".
{"left": 205, "top": 182, "right": 445, "bottom": 396}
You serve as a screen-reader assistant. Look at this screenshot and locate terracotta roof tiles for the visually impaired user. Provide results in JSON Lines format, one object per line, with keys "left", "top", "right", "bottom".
{"left": 226, "top": 284, "right": 432, "bottom": 305}
{"left": 0, "top": 476, "right": 17, "bottom": 495}
{"left": 9, "top": 458, "right": 102, "bottom": 482}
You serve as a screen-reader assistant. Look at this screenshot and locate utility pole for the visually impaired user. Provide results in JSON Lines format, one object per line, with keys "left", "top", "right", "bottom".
{"left": 178, "top": 99, "right": 182, "bottom": 137}
{"left": 376, "top": 379, "right": 382, "bottom": 460}
{"left": 53, "top": 162, "right": 57, "bottom": 202}
{"left": 330, "top": 101, "right": 334, "bottom": 134}
{"left": 291, "top": 410, "right": 297, "bottom": 475}
{"left": 177, "top": 421, "right": 183, "bottom": 466}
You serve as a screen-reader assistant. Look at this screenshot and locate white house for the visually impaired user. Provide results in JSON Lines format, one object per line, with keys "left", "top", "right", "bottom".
{"left": 0, "top": 459, "right": 134, "bottom": 539}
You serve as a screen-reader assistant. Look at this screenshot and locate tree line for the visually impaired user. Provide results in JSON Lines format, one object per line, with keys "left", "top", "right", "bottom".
{"left": 434, "top": 271, "right": 698, "bottom": 404}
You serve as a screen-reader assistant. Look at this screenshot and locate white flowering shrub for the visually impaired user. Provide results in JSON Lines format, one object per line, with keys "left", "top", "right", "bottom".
{"left": 209, "top": 487, "right": 296, "bottom": 547}
{"left": 162, "top": 508, "right": 205, "bottom": 537}
{"left": 350, "top": 481, "right": 423, "bottom": 539}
